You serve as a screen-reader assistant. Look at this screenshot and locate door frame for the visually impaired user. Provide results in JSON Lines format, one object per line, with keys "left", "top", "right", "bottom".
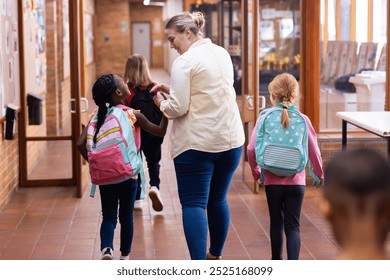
{"left": 241, "top": 0, "right": 260, "bottom": 193}
{"left": 17, "top": 0, "right": 85, "bottom": 197}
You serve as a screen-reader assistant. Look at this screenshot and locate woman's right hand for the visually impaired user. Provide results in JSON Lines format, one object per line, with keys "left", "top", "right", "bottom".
{"left": 153, "top": 92, "right": 168, "bottom": 108}
{"left": 151, "top": 83, "right": 170, "bottom": 94}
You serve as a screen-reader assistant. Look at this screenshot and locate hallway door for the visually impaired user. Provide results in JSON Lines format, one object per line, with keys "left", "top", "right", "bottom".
{"left": 18, "top": 0, "right": 86, "bottom": 197}
{"left": 132, "top": 22, "right": 151, "bottom": 65}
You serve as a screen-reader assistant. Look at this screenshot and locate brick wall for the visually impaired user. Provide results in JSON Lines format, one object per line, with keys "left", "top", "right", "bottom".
{"left": 0, "top": 123, "right": 19, "bottom": 210}
{"left": 318, "top": 134, "right": 388, "bottom": 170}
{"left": 293, "top": 134, "right": 389, "bottom": 186}
{"left": 95, "top": 0, "right": 131, "bottom": 77}
{"left": 301, "top": 134, "right": 388, "bottom": 186}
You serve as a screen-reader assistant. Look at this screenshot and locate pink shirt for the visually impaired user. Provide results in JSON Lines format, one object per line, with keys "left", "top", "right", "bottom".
{"left": 247, "top": 111, "right": 324, "bottom": 186}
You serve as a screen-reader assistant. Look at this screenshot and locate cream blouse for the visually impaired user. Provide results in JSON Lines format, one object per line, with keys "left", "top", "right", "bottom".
{"left": 160, "top": 38, "right": 245, "bottom": 158}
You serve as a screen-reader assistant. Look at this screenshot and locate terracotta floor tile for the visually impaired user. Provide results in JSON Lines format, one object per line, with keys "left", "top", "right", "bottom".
{"left": 32, "top": 244, "right": 64, "bottom": 257}
{"left": 61, "top": 252, "right": 94, "bottom": 260}
{"left": 0, "top": 246, "right": 34, "bottom": 260}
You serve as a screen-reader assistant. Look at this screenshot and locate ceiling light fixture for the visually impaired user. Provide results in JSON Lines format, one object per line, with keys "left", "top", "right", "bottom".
{"left": 143, "top": 0, "right": 165, "bottom": 6}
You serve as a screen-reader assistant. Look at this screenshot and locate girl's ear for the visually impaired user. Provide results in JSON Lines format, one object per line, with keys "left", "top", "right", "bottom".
{"left": 115, "top": 89, "right": 123, "bottom": 96}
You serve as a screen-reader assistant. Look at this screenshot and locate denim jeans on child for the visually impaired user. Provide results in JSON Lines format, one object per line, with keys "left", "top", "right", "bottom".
{"left": 173, "top": 146, "right": 243, "bottom": 260}
{"left": 265, "top": 184, "right": 305, "bottom": 260}
{"left": 99, "top": 178, "right": 137, "bottom": 255}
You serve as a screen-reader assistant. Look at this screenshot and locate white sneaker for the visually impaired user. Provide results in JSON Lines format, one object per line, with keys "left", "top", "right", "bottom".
{"left": 148, "top": 186, "right": 163, "bottom": 212}
{"left": 101, "top": 247, "right": 113, "bottom": 260}
{"left": 120, "top": 254, "right": 130, "bottom": 260}
{"left": 134, "top": 199, "right": 143, "bottom": 210}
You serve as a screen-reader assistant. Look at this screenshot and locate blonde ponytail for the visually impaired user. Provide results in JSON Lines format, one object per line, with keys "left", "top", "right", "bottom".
{"left": 281, "top": 105, "right": 290, "bottom": 128}
{"left": 268, "top": 73, "right": 299, "bottom": 128}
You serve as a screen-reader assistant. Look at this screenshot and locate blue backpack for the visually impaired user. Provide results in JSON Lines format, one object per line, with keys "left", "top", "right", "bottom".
{"left": 255, "top": 103, "right": 320, "bottom": 184}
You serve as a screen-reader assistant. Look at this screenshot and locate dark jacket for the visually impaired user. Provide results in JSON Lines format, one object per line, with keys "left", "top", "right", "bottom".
{"left": 126, "top": 83, "right": 164, "bottom": 144}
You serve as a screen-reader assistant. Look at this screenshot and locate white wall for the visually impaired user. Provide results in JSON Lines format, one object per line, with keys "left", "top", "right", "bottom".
{"left": 163, "top": 0, "right": 182, "bottom": 74}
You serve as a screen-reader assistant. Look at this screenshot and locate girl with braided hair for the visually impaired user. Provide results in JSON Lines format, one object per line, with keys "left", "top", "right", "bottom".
{"left": 247, "top": 73, "right": 323, "bottom": 259}
{"left": 77, "top": 74, "right": 167, "bottom": 260}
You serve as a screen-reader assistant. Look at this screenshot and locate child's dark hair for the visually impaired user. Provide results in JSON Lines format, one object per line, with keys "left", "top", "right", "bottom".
{"left": 324, "top": 148, "right": 390, "bottom": 216}
{"left": 91, "top": 74, "right": 117, "bottom": 143}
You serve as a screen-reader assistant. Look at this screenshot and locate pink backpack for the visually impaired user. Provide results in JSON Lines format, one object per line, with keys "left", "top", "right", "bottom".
{"left": 86, "top": 106, "right": 142, "bottom": 195}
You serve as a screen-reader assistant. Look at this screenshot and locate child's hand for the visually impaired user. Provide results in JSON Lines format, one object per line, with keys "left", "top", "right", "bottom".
{"left": 151, "top": 83, "right": 170, "bottom": 94}
{"left": 314, "top": 179, "right": 324, "bottom": 187}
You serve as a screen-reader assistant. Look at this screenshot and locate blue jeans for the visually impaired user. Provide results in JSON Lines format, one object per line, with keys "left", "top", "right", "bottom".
{"left": 99, "top": 178, "right": 137, "bottom": 255}
{"left": 173, "top": 146, "right": 243, "bottom": 260}
{"left": 265, "top": 185, "right": 305, "bottom": 260}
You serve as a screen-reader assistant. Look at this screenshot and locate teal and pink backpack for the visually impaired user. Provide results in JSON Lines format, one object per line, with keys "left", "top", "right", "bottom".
{"left": 86, "top": 105, "right": 143, "bottom": 196}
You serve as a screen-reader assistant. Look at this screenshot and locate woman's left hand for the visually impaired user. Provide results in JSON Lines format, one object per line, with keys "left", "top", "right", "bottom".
{"left": 151, "top": 83, "right": 170, "bottom": 94}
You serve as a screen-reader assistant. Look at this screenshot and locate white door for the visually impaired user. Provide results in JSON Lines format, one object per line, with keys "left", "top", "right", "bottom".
{"left": 132, "top": 22, "right": 151, "bottom": 65}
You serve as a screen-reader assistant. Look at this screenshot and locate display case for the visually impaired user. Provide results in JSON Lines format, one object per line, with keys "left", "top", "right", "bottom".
{"left": 258, "top": 0, "right": 300, "bottom": 100}
{"left": 221, "top": 0, "right": 242, "bottom": 95}
{"left": 191, "top": 0, "right": 242, "bottom": 95}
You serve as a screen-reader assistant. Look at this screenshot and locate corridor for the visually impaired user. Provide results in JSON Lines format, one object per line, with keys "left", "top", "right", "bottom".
{"left": 1, "top": 0, "right": 390, "bottom": 265}
{"left": 0, "top": 69, "right": 342, "bottom": 260}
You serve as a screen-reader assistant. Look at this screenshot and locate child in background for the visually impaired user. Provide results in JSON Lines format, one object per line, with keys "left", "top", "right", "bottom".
{"left": 319, "top": 148, "right": 390, "bottom": 260}
{"left": 77, "top": 74, "right": 167, "bottom": 260}
{"left": 247, "top": 73, "right": 323, "bottom": 260}
{"left": 123, "top": 54, "right": 165, "bottom": 212}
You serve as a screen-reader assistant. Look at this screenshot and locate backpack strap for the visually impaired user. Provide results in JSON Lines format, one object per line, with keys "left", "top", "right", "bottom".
{"left": 138, "top": 152, "right": 146, "bottom": 199}
{"left": 260, "top": 170, "right": 265, "bottom": 184}
{"left": 308, "top": 162, "right": 321, "bottom": 185}
{"left": 90, "top": 183, "right": 97, "bottom": 198}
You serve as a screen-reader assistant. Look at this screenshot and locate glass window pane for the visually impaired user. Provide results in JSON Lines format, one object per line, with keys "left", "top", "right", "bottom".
{"left": 27, "top": 141, "right": 73, "bottom": 180}
{"left": 355, "top": 0, "right": 368, "bottom": 43}
{"left": 26, "top": 94, "right": 72, "bottom": 137}
{"left": 328, "top": 0, "right": 336, "bottom": 40}
{"left": 320, "top": 0, "right": 387, "bottom": 132}
{"left": 259, "top": 0, "right": 300, "bottom": 109}
{"left": 340, "top": 0, "right": 350, "bottom": 40}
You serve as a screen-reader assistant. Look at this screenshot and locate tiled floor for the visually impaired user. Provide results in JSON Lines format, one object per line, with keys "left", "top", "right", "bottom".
{"left": 0, "top": 150, "right": 340, "bottom": 260}
{"left": 0, "top": 69, "right": 383, "bottom": 260}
